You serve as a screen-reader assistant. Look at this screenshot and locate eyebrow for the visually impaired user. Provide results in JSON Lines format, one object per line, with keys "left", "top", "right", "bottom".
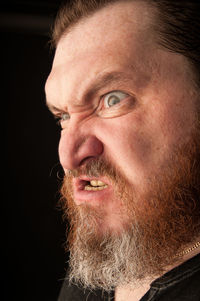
{"left": 86, "top": 71, "right": 133, "bottom": 96}
{"left": 46, "top": 70, "right": 134, "bottom": 114}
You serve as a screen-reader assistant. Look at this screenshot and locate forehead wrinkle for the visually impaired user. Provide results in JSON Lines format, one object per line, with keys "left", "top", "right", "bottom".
{"left": 46, "top": 65, "right": 151, "bottom": 114}
{"left": 84, "top": 71, "right": 134, "bottom": 97}
{"left": 72, "top": 69, "right": 141, "bottom": 111}
{"left": 47, "top": 69, "right": 139, "bottom": 112}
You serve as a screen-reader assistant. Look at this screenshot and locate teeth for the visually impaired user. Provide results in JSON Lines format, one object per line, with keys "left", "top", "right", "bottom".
{"left": 84, "top": 185, "right": 108, "bottom": 191}
{"left": 83, "top": 179, "right": 108, "bottom": 191}
{"left": 90, "top": 180, "right": 106, "bottom": 187}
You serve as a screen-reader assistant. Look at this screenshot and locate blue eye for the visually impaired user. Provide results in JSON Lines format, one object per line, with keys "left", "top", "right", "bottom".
{"left": 61, "top": 112, "right": 70, "bottom": 121}
{"left": 55, "top": 112, "right": 70, "bottom": 126}
{"left": 104, "top": 91, "right": 128, "bottom": 108}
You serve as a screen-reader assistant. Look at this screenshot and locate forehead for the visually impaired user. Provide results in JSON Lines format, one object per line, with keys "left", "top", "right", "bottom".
{"left": 45, "top": 1, "right": 157, "bottom": 110}
{"left": 53, "top": 1, "right": 154, "bottom": 67}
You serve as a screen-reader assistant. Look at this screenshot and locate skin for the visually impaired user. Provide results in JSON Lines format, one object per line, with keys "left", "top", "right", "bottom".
{"left": 45, "top": 1, "right": 199, "bottom": 299}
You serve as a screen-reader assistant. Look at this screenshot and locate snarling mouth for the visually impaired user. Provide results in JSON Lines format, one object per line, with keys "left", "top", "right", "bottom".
{"left": 84, "top": 180, "right": 108, "bottom": 191}
{"left": 72, "top": 176, "right": 112, "bottom": 204}
{"left": 76, "top": 178, "right": 109, "bottom": 191}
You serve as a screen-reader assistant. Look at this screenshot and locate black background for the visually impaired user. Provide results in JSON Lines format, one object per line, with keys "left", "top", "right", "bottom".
{"left": 2, "top": 1, "right": 68, "bottom": 300}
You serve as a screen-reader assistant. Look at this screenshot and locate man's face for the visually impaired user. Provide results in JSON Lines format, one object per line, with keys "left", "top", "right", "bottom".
{"left": 45, "top": 1, "right": 200, "bottom": 290}
{"left": 46, "top": 0, "right": 197, "bottom": 230}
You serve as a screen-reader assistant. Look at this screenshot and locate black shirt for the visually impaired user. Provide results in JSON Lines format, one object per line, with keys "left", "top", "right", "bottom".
{"left": 58, "top": 253, "right": 200, "bottom": 301}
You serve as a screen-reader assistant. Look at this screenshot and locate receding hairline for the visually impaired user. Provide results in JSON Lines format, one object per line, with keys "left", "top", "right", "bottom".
{"left": 51, "top": 0, "right": 200, "bottom": 92}
{"left": 52, "top": 0, "right": 156, "bottom": 47}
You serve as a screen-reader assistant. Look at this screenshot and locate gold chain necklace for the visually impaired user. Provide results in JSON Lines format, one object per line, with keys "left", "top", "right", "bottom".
{"left": 176, "top": 241, "right": 200, "bottom": 258}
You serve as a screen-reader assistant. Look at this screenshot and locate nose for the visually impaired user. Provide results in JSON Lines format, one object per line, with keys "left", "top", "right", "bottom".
{"left": 58, "top": 126, "right": 104, "bottom": 170}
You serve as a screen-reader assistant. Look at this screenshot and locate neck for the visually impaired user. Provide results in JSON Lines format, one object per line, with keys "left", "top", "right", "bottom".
{"left": 115, "top": 238, "right": 200, "bottom": 301}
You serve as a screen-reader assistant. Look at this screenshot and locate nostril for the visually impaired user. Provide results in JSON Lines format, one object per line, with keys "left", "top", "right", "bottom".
{"left": 79, "top": 156, "right": 96, "bottom": 167}
{"left": 59, "top": 134, "right": 103, "bottom": 170}
{"left": 77, "top": 137, "right": 104, "bottom": 167}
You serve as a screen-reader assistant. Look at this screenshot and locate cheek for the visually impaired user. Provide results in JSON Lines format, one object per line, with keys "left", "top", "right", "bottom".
{"left": 111, "top": 128, "right": 151, "bottom": 163}
{"left": 95, "top": 115, "right": 154, "bottom": 182}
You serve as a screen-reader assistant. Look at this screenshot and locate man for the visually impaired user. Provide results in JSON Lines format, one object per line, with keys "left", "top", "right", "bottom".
{"left": 45, "top": 0, "right": 200, "bottom": 300}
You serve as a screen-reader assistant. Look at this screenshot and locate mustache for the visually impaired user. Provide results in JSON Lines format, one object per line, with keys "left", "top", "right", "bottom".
{"left": 66, "top": 157, "right": 119, "bottom": 181}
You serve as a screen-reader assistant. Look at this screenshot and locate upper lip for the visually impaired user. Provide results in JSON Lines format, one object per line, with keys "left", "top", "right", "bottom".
{"left": 73, "top": 175, "right": 110, "bottom": 191}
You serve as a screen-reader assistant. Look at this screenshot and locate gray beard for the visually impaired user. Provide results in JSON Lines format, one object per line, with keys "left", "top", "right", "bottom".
{"left": 68, "top": 227, "right": 144, "bottom": 291}
{"left": 67, "top": 191, "right": 199, "bottom": 292}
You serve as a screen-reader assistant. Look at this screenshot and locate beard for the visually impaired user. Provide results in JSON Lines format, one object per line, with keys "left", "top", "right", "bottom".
{"left": 59, "top": 124, "right": 200, "bottom": 292}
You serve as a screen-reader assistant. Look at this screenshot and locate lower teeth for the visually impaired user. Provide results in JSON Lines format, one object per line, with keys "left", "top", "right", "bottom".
{"left": 84, "top": 185, "right": 108, "bottom": 191}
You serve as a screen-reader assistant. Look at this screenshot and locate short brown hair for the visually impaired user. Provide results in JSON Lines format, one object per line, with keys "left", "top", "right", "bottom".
{"left": 52, "top": 0, "right": 200, "bottom": 86}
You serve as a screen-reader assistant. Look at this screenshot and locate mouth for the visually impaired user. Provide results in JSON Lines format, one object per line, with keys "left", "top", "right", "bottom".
{"left": 72, "top": 176, "right": 112, "bottom": 204}
{"left": 75, "top": 176, "right": 109, "bottom": 191}
{"left": 83, "top": 179, "right": 108, "bottom": 191}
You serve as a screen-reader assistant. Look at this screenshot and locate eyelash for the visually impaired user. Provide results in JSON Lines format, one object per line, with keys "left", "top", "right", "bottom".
{"left": 54, "top": 113, "right": 69, "bottom": 126}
